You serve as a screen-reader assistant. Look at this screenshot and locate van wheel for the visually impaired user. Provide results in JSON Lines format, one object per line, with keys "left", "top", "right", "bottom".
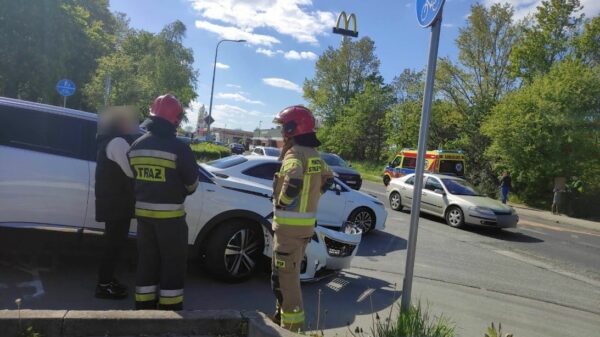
{"left": 204, "top": 219, "right": 264, "bottom": 282}
{"left": 389, "top": 192, "right": 403, "bottom": 211}
{"left": 383, "top": 175, "right": 391, "bottom": 186}
{"left": 445, "top": 206, "right": 465, "bottom": 228}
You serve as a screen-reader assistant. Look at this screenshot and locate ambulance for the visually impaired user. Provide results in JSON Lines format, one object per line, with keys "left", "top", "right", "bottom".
{"left": 383, "top": 149, "right": 466, "bottom": 186}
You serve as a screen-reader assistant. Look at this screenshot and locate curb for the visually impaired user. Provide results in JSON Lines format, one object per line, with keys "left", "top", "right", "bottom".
{"left": 0, "top": 309, "right": 298, "bottom": 337}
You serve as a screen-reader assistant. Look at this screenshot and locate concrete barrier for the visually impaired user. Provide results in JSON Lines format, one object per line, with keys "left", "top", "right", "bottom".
{"left": 0, "top": 309, "right": 298, "bottom": 337}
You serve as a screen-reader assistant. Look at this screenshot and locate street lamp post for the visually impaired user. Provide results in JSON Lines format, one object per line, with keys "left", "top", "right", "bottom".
{"left": 206, "top": 39, "right": 246, "bottom": 141}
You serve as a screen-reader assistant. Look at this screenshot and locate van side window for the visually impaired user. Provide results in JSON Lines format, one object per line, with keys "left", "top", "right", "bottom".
{"left": 0, "top": 105, "right": 86, "bottom": 160}
{"left": 391, "top": 156, "right": 401, "bottom": 167}
{"left": 402, "top": 157, "right": 417, "bottom": 169}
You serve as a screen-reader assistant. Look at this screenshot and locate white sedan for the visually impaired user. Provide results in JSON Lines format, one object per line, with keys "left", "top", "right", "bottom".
{"left": 387, "top": 173, "right": 518, "bottom": 229}
{"left": 202, "top": 155, "right": 387, "bottom": 233}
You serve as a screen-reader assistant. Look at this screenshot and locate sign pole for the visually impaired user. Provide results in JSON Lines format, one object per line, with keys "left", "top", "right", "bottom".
{"left": 63, "top": 96, "right": 67, "bottom": 108}
{"left": 400, "top": 9, "right": 443, "bottom": 313}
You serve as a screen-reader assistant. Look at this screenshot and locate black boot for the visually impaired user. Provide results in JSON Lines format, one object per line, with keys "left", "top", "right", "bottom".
{"left": 95, "top": 282, "right": 128, "bottom": 299}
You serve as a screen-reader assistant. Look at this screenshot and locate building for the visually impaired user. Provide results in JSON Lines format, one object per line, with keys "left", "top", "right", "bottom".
{"left": 252, "top": 127, "right": 284, "bottom": 148}
{"left": 212, "top": 128, "right": 253, "bottom": 146}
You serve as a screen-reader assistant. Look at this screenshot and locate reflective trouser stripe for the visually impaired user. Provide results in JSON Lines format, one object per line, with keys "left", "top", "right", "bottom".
{"left": 130, "top": 156, "right": 176, "bottom": 168}
{"left": 279, "top": 193, "right": 294, "bottom": 206}
{"left": 135, "top": 285, "right": 158, "bottom": 302}
{"left": 136, "top": 285, "right": 158, "bottom": 293}
{"left": 281, "top": 310, "right": 304, "bottom": 324}
{"left": 135, "top": 202, "right": 184, "bottom": 211}
{"left": 273, "top": 216, "right": 316, "bottom": 226}
{"left": 129, "top": 149, "right": 177, "bottom": 161}
{"left": 159, "top": 295, "right": 183, "bottom": 305}
{"left": 135, "top": 293, "right": 157, "bottom": 302}
{"left": 135, "top": 208, "right": 185, "bottom": 219}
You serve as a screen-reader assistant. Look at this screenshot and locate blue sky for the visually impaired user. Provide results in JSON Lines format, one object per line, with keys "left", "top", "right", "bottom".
{"left": 109, "top": 0, "right": 600, "bottom": 131}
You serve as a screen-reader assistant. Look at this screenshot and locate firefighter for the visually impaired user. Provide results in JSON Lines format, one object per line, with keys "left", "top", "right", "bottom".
{"left": 129, "top": 94, "right": 199, "bottom": 310}
{"left": 271, "top": 105, "right": 334, "bottom": 331}
{"left": 95, "top": 107, "right": 137, "bottom": 299}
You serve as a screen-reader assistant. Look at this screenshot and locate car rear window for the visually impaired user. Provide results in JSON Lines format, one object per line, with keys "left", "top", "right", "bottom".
{"left": 207, "top": 156, "right": 248, "bottom": 168}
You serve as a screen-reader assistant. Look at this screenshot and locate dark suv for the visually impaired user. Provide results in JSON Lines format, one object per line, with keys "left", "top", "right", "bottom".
{"left": 320, "top": 153, "right": 362, "bottom": 190}
{"left": 230, "top": 143, "right": 245, "bottom": 155}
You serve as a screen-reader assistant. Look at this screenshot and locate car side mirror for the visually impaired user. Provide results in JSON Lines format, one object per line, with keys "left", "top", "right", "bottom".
{"left": 335, "top": 185, "right": 342, "bottom": 195}
{"left": 435, "top": 188, "right": 446, "bottom": 196}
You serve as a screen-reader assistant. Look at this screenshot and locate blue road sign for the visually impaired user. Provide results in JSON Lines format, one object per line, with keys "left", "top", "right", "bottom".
{"left": 56, "top": 79, "right": 76, "bottom": 97}
{"left": 416, "top": 0, "right": 445, "bottom": 27}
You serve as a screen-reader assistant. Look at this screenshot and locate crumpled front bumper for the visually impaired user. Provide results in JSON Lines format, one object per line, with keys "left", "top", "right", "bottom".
{"left": 301, "top": 226, "right": 362, "bottom": 281}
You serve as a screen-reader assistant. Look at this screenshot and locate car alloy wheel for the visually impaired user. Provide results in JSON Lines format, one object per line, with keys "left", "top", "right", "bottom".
{"left": 224, "top": 228, "right": 261, "bottom": 277}
{"left": 349, "top": 207, "right": 375, "bottom": 233}
{"left": 389, "top": 191, "right": 402, "bottom": 211}
{"left": 446, "top": 206, "right": 465, "bottom": 228}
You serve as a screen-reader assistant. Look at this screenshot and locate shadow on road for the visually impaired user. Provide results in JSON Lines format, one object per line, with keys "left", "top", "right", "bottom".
{"left": 357, "top": 230, "right": 407, "bottom": 257}
{"left": 464, "top": 227, "right": 544, "bottom": 243}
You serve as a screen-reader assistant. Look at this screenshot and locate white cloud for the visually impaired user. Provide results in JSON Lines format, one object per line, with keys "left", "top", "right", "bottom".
{"left": 215, "top": 62, "right": 230, "bottom": 69}
{"left": 256, "top": 48, "right": 283, "bottom": 57}
{"left": 284, "top": 50, "right": 317, "bottom": 60}
{"left": 216, "top": 92, "right": 264, "bottom": 105}
{"left": 256, "top": 48, "right": 317, "bottom": 60}
{"left": 195, "top": 20, "right": 280, "bottom": 46}
{"left": 263, "top": 78, "right": 302, "bottom": 93}
{"left": 484, "top": 0, "right": 600, "bottom": 20}
{"left": 226, "top": 83, "right": 241, "bottom": 89}
{"left": 442, "top": 23, "right": 455, "bottom": 28}
{"left": 191, "top": 0, "right": 335, "bottom": 44}
{"left": 211, "top": 103, "right": 272, "bottom": 130}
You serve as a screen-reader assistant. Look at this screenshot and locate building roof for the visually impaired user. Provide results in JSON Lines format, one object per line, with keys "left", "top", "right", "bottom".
{"left": 253, "top": 127, "right": 283, "bottom": 140}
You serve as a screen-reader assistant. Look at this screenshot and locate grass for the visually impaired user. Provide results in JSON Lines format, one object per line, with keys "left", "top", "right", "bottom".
{"left": 348, "top": 160, "right": 385, "bottom": 183}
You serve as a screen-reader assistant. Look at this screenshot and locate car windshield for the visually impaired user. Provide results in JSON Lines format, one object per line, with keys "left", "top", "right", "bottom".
{"left": 206, "top": 156, "right": 248, "bottom": 169}
{"left": 442, "top": 178, "right": 481, "bottom": 196}
{"left": 264, "top": 148, "right": 281, "bottom": 157}
{"left": 321, "top": 153, "right": 348, "bottom": 167}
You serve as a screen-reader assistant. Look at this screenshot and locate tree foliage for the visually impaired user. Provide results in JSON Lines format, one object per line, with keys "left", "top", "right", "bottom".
{"left": 483, "top": 60, "right": 600, "bottom": 203}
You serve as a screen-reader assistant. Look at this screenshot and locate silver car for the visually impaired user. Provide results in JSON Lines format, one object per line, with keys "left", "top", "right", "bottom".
{"left": 387, "top": 173, "right": 518, "bottom": 228}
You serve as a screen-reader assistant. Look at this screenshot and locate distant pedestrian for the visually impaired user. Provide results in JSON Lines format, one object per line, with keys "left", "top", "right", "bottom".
{"left": 499, "top": 171, "right": 512, "bottom": 204}
{"left": 552, "top": 187, "right": 563, "bottom": 215}
{"left": 95, "top": 107, "right": 137, "bottom": 299}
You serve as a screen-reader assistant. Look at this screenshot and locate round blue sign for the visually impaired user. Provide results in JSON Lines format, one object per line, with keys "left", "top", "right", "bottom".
{"left": 416, "top": 0, "right": 446, "bottom": 27}
{"left": 56, "top": 79, "right": 76, "bottom": 97}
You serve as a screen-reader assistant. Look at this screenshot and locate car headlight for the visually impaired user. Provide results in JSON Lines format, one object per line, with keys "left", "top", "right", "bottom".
{"left": 470, "top": 206, "right": 495, "bottom": 216}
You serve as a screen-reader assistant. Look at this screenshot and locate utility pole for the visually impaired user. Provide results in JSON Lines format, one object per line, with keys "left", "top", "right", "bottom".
{"left": 207, "top": 39, "right": 246, "bottom": 141}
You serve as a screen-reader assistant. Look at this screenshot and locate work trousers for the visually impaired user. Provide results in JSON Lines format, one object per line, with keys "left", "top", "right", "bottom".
{"left": 98, "top": 218, "right": 131, "bottom": 284}
{"left": 135, "top": 217, "right": 188, "bottom": 311}
{"left": 271, "top": 224, "right": 314, "bottom": 331}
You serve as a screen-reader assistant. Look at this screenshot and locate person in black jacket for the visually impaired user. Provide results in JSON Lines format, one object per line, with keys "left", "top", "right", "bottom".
{"left": 129, "top": 94, "right": 199, "bottom": 310}
{"left": 95, "top": 107, "right": 137, "bottom": 299}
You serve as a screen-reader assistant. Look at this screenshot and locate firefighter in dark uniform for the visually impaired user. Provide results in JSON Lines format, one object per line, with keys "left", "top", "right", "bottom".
{"left": 95, "top": 107, "right": 137, "bottom": 299}
{"left": 271, "top": 106, "right": 334, "bottom": 331}
{"left": 129, "top": 94, "right": 199, "bottom": 310}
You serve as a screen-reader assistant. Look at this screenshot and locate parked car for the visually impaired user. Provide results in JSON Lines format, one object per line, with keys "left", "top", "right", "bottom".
{"left": 0, "top": 97, "right": 362, "bottom": 282}
{"left": 251, "top": 146, "right": 281, "bottom": 158}
{"left": 202, "top": 155, "right": 387, "bottom": 233}
{"left": 230, "top": 143, "right": 245, "bottom": 155}
{"left": 386, "top": 173, "right": 518, "bottom": 229}
{"left": 320, "top": 153, "right": 362, "bottom": 190}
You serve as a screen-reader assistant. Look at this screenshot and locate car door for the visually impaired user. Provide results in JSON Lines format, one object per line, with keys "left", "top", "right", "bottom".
{"left": 0, "top": 105, "right": 90, "bottom": 229}
{"left": 399, "top": 175, "right": 416, "bottom": 207}
{"left": 422, "top": 177, "right": 446, "bottom": 216}
{"left": 316, "top": 179, "right": 348, "bottom": 226}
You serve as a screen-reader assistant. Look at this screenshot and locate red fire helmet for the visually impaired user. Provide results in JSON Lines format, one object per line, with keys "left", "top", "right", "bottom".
{"left": 150, "top": 94, "right": 183, "bottom": 126}
{"left": 273, "top": 105, "right": 316, "bottom": 137}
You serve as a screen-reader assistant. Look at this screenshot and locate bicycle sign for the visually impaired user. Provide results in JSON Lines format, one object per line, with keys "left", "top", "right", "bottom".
{"left": 416, "top": 0, "right": 445, "bottom": 27}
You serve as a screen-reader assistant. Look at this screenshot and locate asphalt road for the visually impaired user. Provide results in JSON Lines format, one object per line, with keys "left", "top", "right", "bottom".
{"left": 1, "top": 180, "right": 599, "bottom": 337}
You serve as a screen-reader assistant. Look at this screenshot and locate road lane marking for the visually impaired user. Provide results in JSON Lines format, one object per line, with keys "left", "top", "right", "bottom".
{"left": 519, "top": 220, "right": 600, "bottom": 238}
{"left": 493, "top": 249, "right": 600, "bottom": 288}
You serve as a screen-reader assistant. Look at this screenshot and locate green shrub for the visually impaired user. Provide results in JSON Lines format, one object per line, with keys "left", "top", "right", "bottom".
{"left": 485, "top": 322, "right": 513, "bottom": 337}
{"left": 348, "top": 160, "right": 386, "bottom": 183}
{"left": 190, "top": 143, "right": 231, "bottom": 162}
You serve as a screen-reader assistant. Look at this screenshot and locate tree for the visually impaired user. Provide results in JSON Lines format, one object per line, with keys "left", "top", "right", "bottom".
{"left": 510, "top": 0, "right": 584, "bottom": 82}
{"left": 303, "top": 37, "right": 380, "bottom": 127}
{"left": 83, "top": 21, "right": 197, "bottom": 116}
{"left": 575, "top": 16, "right": 600, "bottom": 66}
{"left": 483, "top": 60, "right": 600, "bottom": 204}
{"left": 0, "top": 0, "right": 117, "bottom": 109}
{"left": 435, "top": 2, "right": 519, "bottom": 192}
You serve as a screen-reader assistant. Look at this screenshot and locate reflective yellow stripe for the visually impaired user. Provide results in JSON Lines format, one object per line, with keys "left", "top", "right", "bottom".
{"left": 281, "top": 310, "right": 304, "bottom": 324}
{"left": 274, "top": 216, "right": 315, "bottom": 226}
{"left": 282, "top": 159, "right": 302, "bottom": 172}
{"left": 159, "top": 295, "right": 183, "bottom": 305}
{"left": 299, "top": 174, "right": 311, "bottom": 212}
{"left": 135, "top": 208, "right": 185, "bottom": 219}
{"left": 279, "top": 193, "right": 293, "bottom": 206}
{"left": 130, "top": 156, "right": 176, "bottom": 169}
{"left": 135, "top": 293, "right": 156, "bottom": 302}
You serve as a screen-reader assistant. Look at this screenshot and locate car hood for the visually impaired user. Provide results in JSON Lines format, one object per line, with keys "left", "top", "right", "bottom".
{"left": 453, "top": 195, "right": 513, "bottom": 213}
{"left": 331, "top": 165, "right": 360, "bottom": 176}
